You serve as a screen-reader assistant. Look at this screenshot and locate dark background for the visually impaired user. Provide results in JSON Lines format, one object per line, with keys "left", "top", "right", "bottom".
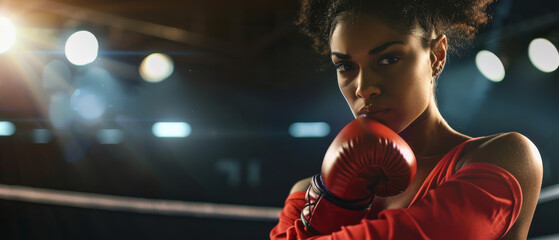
{"left": 0, "top": 0, "right": 558, "bottom": 239}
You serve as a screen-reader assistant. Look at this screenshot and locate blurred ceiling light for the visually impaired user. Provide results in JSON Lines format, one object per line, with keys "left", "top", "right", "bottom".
{"left": 70, "top": 88, "right": 106, "bottom": 121}
{"left": 528, "top": 38, "right": 559, "bottom": 73}
{"left": 0, "top": 121, "right": 16, "bottom": 136}
{"left": 139, "top": 53, "right": 174, "bottom": 83}
{"left": 0, "top": 17, "right": 16, "bottom": 54}
{"left": 289, "top": 122, "right": 330, "bottom": 138}
{"left": 152, "top": 122, "right": 191, "bottom": 138}
{"left": 65, "top": 30, "right": 98, "bottom": 66}
{"left": 475, "top": 50, "right": 505, "bottom": 82}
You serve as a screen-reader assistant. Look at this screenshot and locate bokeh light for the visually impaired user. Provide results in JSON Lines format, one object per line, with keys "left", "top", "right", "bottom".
{"left": 152, "top": 122, "right": 191, "bottom": 138}
{"left": 70, "top": 88, "right": 107, "bottom": 121}
{"left": 97, "top": 129, "right": 124, "bottom": 144}
{"left": 475, "top": 50, "right": 505, "bottom": 82}
{"left": 0, "top": 17, "right": 16, "bottom": 54}
{"left": 42, "top": 59, "right": 72, "bottom": 93}
{"left": 0, "top": 121, "right": 16, "bottom": 136}
{"left": 528, "top": 38, "right": 559, "bottom": 73}
{"left": 49, "top": 93, "right": 74, "bottom": 129}
{"left": 288, "top": 122, "right": 330, "bottom": 138}
{"left": 139, "top": 53, "right": 174, "bottom": 83}
{"left": 65, "top": 31, "right": 99, "bottom": 66}
{"left": 32, "top": 129, "right": 52, "bottom": 143}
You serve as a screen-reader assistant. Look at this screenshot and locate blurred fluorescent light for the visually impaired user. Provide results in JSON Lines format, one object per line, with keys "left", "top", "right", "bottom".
{"left": 139, "top": 53, "right": 174, "bottom": 83}
{"left": 0, "top": 17, "right": 16, "bottom": 54}
{"left": 97, "top": 129, "right": 124, "bottom": 144}
{"left": 475, "top": 50, "right": 505, "bottom": 82}
{"left": 32, "top": 129, "right": 52, "bottom": 143}
{"left": 152, "top": 122, "right": 191, "bottom": 138}
{"left": 528, "top": 38, "right": 559, "bottom": 73}
{"left": 0, "top": 121, "right": 16, "bottom": 136}
{"left": 289, "top": 122, "right": 330, "bottom": 138}
{"left": 65, "top": 31, "right": 99, "bottom": 66}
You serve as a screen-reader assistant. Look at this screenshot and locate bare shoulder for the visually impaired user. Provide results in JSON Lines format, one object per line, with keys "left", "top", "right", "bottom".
{"left": 461, "top": 132, "right": 543, "bottom": 239}
{"left": 290, "top": 176, "right": 313, "bottom": 194}
{"left": 462, "top": 132, "right": 543, "bottom": 175}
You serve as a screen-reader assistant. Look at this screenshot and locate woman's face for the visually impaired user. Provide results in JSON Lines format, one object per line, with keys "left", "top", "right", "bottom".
{"left": 330, "top": 14, "right": 437, "bottom": 133}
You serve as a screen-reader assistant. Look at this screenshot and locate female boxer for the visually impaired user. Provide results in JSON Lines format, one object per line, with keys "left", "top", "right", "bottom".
{"left": 271, "top": 0, "right": 543, "bottom": 239}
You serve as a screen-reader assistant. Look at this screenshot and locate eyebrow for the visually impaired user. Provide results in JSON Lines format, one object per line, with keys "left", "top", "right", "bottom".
{"left": 331, "top": 41, "right": 405, "bottom": 59}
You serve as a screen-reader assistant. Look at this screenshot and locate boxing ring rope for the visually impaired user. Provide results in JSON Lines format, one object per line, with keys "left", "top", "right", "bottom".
{"left": 537, "top": 183, "right": 559, "bottom": 204}
{"left": 0, "top": 184, "right": 281, "bottom": 221}
{"left": 1, "top": 182, "right": 559, "bottom": 218}
{"left": 0, "top": 182, "right": 557, "bottom": 227}
{"left": 530, "top": 233, "right": 559, "bottom": 240}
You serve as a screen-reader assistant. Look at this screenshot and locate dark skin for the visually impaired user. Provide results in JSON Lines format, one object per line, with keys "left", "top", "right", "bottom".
{"left": 291, "top": 14, "right": 543, "bottom": 239}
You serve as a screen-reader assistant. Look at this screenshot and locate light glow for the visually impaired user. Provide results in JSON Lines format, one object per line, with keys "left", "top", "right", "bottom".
{"left": 97, "top": 129, "right": 124, "bottom": 144}
{"left": 70, "top": 88, "right": 106, "bottom": 121}
{"left": 139, "top": 53, "right": 174, "bottom": 83}
{"left": 289, "top": 122, "right": 330, "bottom": 138}
{"left": 65, "top": 31, "right": 99, "bottom": 66}
{"left": 0, "top": 17, "right": 16, "bottom": 54}
{"left": 32, "top": 129, "right": 52, "bottom": 143}
{"left": 475, "top": 50, "right": 505, "bottom": 82}
{"left": 49, "top": 94, "right": 74, "bottom": 129}
{"left": 528, "top": 38, "right": 559, "bottom": 73}
{"left": 152, "top": 122, "right": 191, "bottom": 138}
{"left": 42, "top": 60, "right": 72, "bottom": 93}
{"left": 0, "top": 121, "right": 16, "bottom": 136}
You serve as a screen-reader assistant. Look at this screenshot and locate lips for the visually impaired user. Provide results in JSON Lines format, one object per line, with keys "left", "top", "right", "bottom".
{"left": 357, "top": 105, "right": 390, "bottom": 119}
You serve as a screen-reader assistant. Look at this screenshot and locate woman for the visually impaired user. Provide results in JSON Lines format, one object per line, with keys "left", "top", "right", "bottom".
{"left": 271, "top": 0, "right": 543, "bottom": 239}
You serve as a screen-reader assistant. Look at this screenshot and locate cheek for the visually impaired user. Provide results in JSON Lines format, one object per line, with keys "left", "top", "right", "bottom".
{"left": 338, "top": 80, "right": 360, "bottom": 114}
{"left": 392, "top": 58, "right": 433, "bottom": 123}
{"left": 338, "top": 77, "right": 352, "bottom": 98}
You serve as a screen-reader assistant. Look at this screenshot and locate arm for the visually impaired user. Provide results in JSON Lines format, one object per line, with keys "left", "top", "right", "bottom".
{"left": 270, "top": 177, "right": 313, "bottom": 240}
{"left": 457, "top": 132, "right": 543, "bottom": 239}
{"left": 290, "top": 177, "right": 312, "bottom": 195}
{"left": 274, "top": 160, "right": 523, "bottom": 240}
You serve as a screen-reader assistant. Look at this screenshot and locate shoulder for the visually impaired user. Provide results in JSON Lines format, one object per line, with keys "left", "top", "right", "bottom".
{"left": 459, "top": 132, "right": 543, "bottom": 238}
{"left": 459, "top": 132, "right": 543, "bottom": 205}
{"left": 461, "top": 132, "right": 543, "bottom": 174}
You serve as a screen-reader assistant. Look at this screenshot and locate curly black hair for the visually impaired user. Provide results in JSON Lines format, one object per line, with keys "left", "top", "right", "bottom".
{"left": 295, "top": 0, "right": 498, "bottom": 55}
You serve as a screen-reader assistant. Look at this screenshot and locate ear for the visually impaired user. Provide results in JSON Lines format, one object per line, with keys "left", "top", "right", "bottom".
{"left": 430, "top": 34, "right": 447, "bottom": 77}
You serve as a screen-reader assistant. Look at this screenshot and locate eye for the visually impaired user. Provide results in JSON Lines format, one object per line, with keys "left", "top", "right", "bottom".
{"left": 334, "top": 62, "right": 355, "bottom": 73}
{"left": 379, "top": 55, "right": 401, "bottom": 65}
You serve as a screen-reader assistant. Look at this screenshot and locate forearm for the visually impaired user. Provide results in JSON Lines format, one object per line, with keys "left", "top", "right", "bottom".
{"left": 271, "top": 162, "right": 522, "bottom": 240}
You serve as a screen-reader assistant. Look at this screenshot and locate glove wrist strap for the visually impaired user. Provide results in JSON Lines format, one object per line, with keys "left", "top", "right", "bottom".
{"left": 313, "top": 174, "right": 373, "bottom": 210}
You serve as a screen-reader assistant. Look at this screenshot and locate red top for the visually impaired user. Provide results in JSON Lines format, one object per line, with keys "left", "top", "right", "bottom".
{"left": 270, "top": 139, "right": 523, "bottom": 240}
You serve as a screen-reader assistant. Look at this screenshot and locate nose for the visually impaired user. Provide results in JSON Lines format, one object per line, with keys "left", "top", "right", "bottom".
{"left": 355, "top": 69, "right": 381, "bottom": 99}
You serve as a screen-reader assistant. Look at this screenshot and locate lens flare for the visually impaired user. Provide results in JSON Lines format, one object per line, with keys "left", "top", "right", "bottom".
{"left": 288, "top": 122, "right": 330, "bottom": 138}
{"left": 65, "top": 31, "right": 99, "bottom": 66}
{"left": 0, "top": 121, "right": 16, "bottom": 136}
{"left": 152, "top": 122, "right": 191, "bottom": 138}
{"left": 528, "top": 38, "right": 559, "bottom": 73}
{"left": 0, "top": 17, "right": 16, "bottom": 54}
{"left": 139, "top": 53, "right": 174, "bottom": 83}
{"left": 475, "top": 50, "right": 505, "bottom": 82}
{"left": 70, "top": 88, "right": 106, "bottom": 121}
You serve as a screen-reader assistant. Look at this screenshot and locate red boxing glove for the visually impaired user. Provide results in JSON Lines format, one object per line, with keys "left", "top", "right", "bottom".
{"left": 301, "top": 117, "right": 417, "bottom": 235}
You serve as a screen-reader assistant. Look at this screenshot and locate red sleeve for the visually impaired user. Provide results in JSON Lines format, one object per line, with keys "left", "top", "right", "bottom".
{"left": 270, "top": 191, "right": 308, "bottom": 240}
{"left": 271, "top": 162, "right": 522, "bottom": 240}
